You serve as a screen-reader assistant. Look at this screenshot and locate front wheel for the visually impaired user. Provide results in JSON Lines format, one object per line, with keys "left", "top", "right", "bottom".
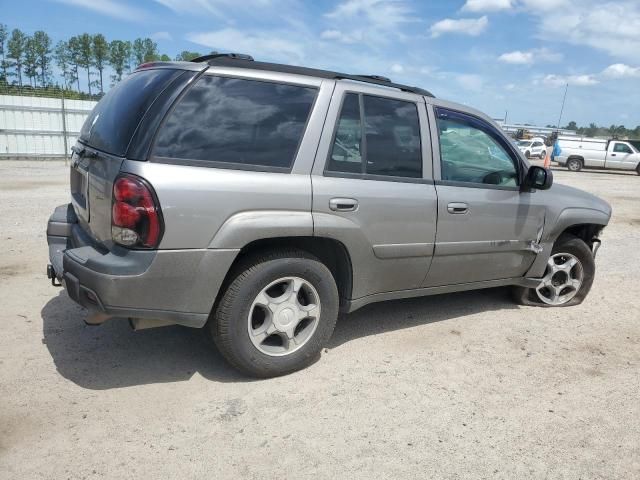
{"left": 210, "top": 250, "right": 339, "bottom": 377}
{"left": 512, "top": 234, "right": 595, "bottom": 307}
{"left": 539, "top": 150, "right": 547, "bottom": 159}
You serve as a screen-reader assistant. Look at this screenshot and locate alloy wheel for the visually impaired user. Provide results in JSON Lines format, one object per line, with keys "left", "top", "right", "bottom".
{"left": 247, "top": 276, "right": 321, "bottom": 356}
{"left": 535, "top": 253, "right": 584, "bottom": 305}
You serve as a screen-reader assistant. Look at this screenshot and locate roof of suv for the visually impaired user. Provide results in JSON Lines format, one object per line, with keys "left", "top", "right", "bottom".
{"left": 189, "top": 53, "right": 435, "bottom": 98}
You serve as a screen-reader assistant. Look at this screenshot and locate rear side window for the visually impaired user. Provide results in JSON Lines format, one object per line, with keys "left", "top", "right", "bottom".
{"left": 79, "top": 69, "right": 181, "bottom": 156}
{"left": 327, "top": 93, "right": 422, "bottom": 178}
{"left": 153, "top": 75, "right": 317, "bottom": 169}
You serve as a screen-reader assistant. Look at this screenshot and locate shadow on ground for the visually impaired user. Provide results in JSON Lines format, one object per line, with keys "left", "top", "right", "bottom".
{"left": 42, "top": 287, "right": 519, "bottom": 390}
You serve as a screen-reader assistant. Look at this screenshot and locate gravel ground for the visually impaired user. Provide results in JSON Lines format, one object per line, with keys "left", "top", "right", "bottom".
{"left": 1, "top": 160, "right": 639, "bottom": 479}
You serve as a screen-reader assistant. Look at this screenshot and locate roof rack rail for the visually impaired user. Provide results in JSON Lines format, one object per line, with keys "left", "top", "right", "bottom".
{"left": 196, "top": 54, "right": 435, "bottom": 97}
{"left": 357, "top": 74, "right": 391, "bottom": 83}
{"left": 191, "top": 53, "right": 254, "bottom": 63}
{"left": 336, "top": 74, "right": 432, "bottom": 96}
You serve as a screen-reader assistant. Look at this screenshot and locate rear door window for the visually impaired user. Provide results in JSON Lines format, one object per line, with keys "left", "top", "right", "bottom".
{"left": 79, "top": 68, "right": 182, "bottom": 156}
{"left": 153, "top": 75, "right": 317, "bottom": 170}
{"left": 327, "top": 93, "right": 422, "bottom": 178}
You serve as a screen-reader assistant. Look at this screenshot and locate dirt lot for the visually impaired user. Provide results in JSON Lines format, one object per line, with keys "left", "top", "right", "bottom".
{"left": 1, "top": 160, "right": 639, "bottom": 479}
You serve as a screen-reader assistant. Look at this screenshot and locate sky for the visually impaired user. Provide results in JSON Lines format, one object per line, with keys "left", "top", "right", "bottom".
{"left": 3, "top": 0, "right": 640, "bottom": 127}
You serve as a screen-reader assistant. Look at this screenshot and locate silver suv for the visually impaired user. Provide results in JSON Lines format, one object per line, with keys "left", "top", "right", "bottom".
{"left": 46, "top": 54, "right": 611, "bottom": 377}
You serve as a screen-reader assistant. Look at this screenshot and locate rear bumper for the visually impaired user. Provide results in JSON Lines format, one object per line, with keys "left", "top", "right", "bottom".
{"left": 47, "top": 204, "right": 239, "bottom": 328}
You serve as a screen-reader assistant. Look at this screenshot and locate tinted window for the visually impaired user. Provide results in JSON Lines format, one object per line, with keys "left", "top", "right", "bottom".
{"left": 613, "top": 143, "right": 632, "bottom": 154}
{"left": 532, "top": 142, "right": 543, "bottom": 147}
{"left": 80, "top": 69, "right": 181, "bottom": 156}
{"left": 436, "top": 108, "right": 518, "bottom": 187}
{"left": 328, "top": 94, "right": 362, "bottom": 173}
{"left": 153, "top": 75, "right": 317, "bottom": 169}
{"left": 364, "top": 95, "right": 421, "bottom": 178}
{"left": 327, "top": 93, "right": 422, "bottom": 178}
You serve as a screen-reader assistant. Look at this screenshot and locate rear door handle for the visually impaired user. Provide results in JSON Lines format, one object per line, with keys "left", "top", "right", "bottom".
{"left": 329, "top": 198, "right": 358, "bottom": 212}
{"left": 447, "top": 202, "right": 468, "bottom": 214}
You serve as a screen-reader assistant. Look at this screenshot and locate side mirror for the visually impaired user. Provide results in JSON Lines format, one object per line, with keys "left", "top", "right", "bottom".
{"left": 524, "top": 165, "right": 553, "bottom": 190}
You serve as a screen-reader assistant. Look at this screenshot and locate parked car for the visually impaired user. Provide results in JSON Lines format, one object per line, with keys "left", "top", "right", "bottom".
{"left": 46, "top": 54, "right": 612, "bottom": 377}
{"left": 554, "top": 136, "right": 640, "bottom": 173}
{"left": 517, "top": 138, "right": 547, "bottom": 159}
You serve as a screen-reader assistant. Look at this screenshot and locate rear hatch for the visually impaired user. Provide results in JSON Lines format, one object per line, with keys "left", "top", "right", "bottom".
{"left": 70, "top": 66, "right": 198, "bottom": 246}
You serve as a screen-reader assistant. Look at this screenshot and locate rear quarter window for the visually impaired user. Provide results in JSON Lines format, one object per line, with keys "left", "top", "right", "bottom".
{"left": 79, "top": 69, "right": 182, "bottom": 156}
{"left": 152, "top": 75, "right": 317, "bottom": 170}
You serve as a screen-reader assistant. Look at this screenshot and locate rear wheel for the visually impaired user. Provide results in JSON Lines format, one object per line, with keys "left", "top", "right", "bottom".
{"left": 567, "top": 157, "right": 583, "bottom": 172}
{"left": 539, "top": 149, "right": 547, "bottom": 159}
{"left": 211, "top": 250, "right": 339, "bottom": 377}
{"left": 512, "top": 234, "right": 595, "bottom": 307}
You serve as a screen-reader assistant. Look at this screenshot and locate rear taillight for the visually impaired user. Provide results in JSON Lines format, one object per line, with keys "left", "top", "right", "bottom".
{"left": 111, "top": 174, "right": 163, "bottom": 249}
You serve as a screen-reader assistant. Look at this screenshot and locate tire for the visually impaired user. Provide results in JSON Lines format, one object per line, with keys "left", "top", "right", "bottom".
{"left": 525, "top": 150, "right": 531, "bottom": 159}
{"left": 512, "top": 234, "right": 595, "bottom": 307}
{"left": 210, "top": 250, "right": 339, "bottom": 378}
{"left": 539, "top": 150, "right": 546, "bottom": 159}
{"left": 567, "top": 157, "right": 583, "bottom": 172}
{"left": 636, "top": 163, "right": 640, "bottom": 175}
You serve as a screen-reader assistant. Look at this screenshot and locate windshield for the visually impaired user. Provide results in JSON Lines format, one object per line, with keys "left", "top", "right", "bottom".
{"left": 517, "top": 140, "right": 531, "bottom": 147}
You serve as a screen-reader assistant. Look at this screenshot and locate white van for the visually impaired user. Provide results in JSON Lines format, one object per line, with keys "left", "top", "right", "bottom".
{"left": 554, "top": 136, "right": 640, "bottom": 174}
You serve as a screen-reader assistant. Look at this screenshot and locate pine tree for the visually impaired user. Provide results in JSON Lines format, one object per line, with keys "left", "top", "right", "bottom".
{"left": 77, "top": 33, "right": 93, "bottom": 95}
{"left": 92, "top": 33, "right": 108, "bottom": 94}
{"left": 7, "top": 29, "right": 26, "bottom": 87}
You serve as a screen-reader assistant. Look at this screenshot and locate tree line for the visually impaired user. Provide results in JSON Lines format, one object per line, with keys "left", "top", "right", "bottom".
{"left": 546, "top": 121, "right": 640, "bottom": 140}
{"left": 0, "top": 24, "right": 205, "bottom": 98}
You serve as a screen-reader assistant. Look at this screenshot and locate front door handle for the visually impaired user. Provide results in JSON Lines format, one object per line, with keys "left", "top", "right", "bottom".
{"left": 329, "top": 197, "right": 358, "bottom": 212}
{"left": 447, "top": 202, "right": 468, "bottom": 214}
{"left": 610, "top": 153, "right": 616, "bottom": 156}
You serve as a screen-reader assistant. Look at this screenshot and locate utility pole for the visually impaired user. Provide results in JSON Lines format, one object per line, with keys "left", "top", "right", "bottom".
{"left": 504, "top": 110, "right": 508, "bottom": 125}
{"left": 556, "top": 83, "right": 568, "bottom": 132}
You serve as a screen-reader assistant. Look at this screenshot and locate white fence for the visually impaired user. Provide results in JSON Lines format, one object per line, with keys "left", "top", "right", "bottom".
{"left": 0, "top": 95, "right": 97, "bottom": 159}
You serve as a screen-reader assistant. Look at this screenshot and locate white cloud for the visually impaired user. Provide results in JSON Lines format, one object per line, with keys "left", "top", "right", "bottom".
{"left": 320, "top": 29, "right": 364, "bottom": 44}
{"left": 325, "top": 0, "right": 413, "bottom": 30}
{"left": 601, "top": 63, "right": 640, "bottom": 78}
{"left": 499, "top": 51, "right": 534, "bottom": 65}
{"left": 498, "top": 48, "right": 561, "bottom": 65}
{"left": 542, "top": 74, "right": 599, "bottom": 87}
{"left": 456, "top": 73, "right": 484, "bottom": 91}
{"left": 430, "top": 16, "right": 488, "bottom": 38}
{"left": 150, "top": 31, "right": 172, "bottom": 41}
{"left": 519, "top": 0, "right": 569, "bottom": 10}
{"left": 533, "top": 1, "right": 640, "bottom": 62}
{"left": 187, "top": 28, "right": 305, "bottom": 62}
{"left": 390, "top": 63, "right": 404, "bottom": 74}
{"left": 154, "top": 0, "right": 273, "bottom": 17}
{"left": 462, "top": 0, "right": 513, "bottom": 12}
{"left": 55, "top": 0, "right": 147, "bottom": 20}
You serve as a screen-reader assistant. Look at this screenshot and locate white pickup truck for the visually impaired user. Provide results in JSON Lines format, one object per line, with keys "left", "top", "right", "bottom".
{"left": 554, "top": 136, "right": 640, "bottom": 174}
